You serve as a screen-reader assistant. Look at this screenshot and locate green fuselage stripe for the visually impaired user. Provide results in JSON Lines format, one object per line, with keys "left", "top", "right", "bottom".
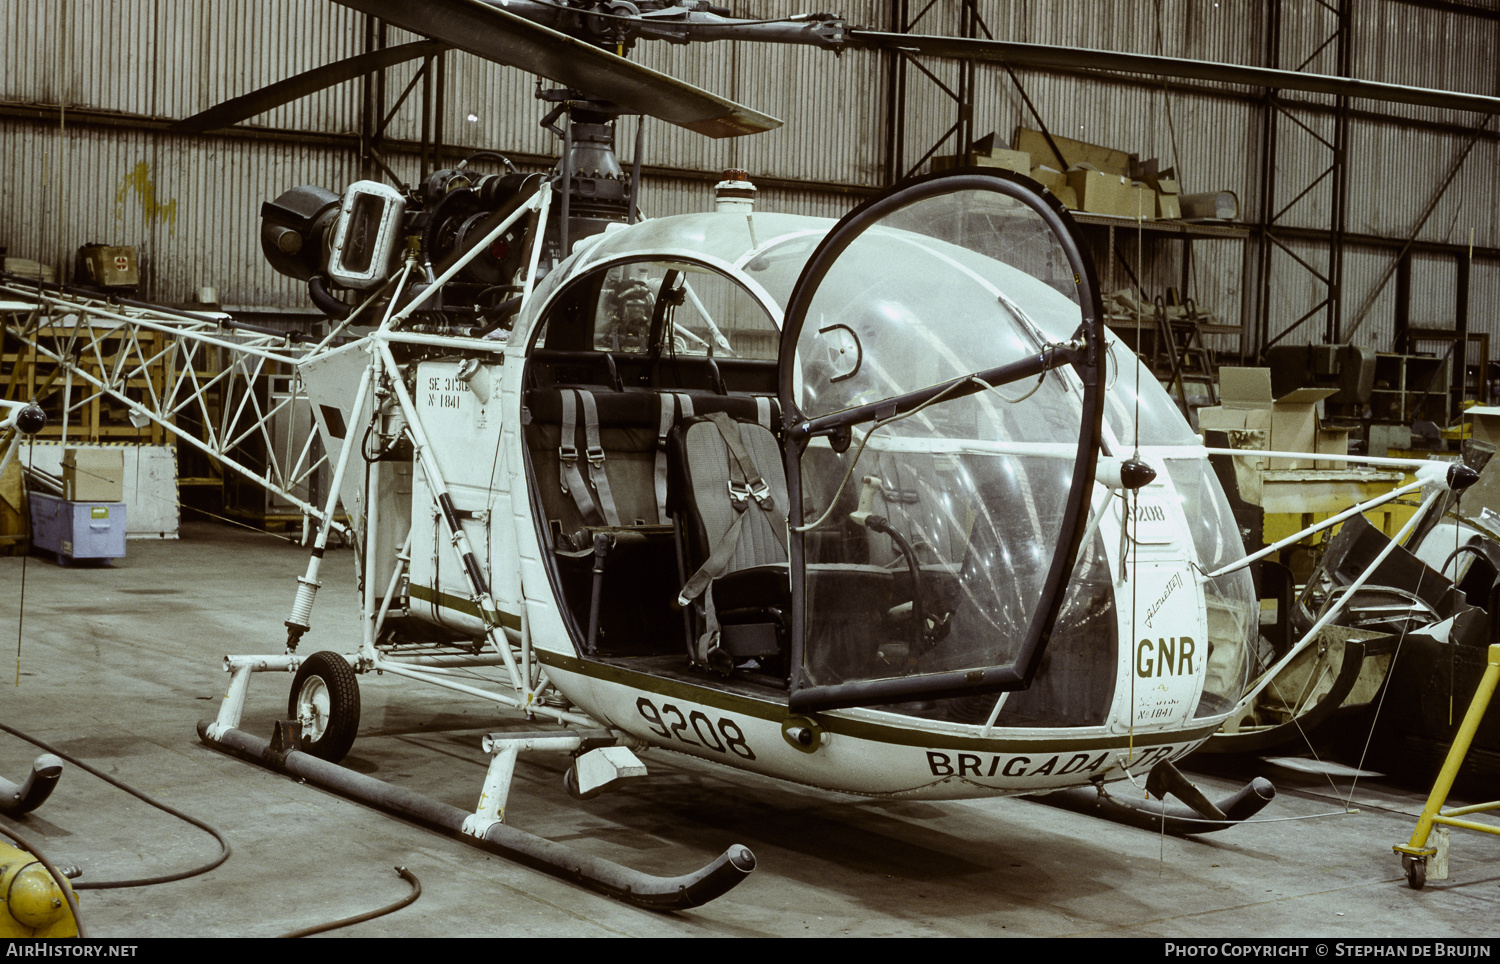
{"left": 408, "top": 583, "right": 521, "bottom": 631}
{"left": 408, "top": 588, "right": 1219, "bottom": 753}
{"left": 532, "top": 648, "right": 1220, "bottom": 754}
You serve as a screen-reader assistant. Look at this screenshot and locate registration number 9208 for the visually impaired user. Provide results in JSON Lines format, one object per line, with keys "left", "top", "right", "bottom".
{"left": 636, "top": 697, "right": 755, "bottom": 760}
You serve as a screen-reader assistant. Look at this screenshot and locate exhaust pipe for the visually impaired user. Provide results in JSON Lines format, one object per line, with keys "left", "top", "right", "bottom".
{"left": 0, "top": 755, "right": 64, "bottom": 816}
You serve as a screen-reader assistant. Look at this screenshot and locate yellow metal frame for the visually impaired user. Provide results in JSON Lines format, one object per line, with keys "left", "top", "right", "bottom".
{"left": 1393, "top": 644, "right": 1500, "bottom": 887}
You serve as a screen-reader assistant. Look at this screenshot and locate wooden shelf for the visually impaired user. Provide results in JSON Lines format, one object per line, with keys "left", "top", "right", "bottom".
{"left": 1071, "top": 213, "right": 1251, "bottom": 239}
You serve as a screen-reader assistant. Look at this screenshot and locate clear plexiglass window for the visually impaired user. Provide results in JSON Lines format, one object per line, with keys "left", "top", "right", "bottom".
{"left": 588, "top": 260, "right": 778, "bottom": 360}
{"left": 789, "top": 187, "right": 1115, "bottom": 719}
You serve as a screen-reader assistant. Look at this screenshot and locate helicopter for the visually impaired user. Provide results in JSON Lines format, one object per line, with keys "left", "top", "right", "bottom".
{"left": 5, "top": 0, "right": 1498, "bottom": 910}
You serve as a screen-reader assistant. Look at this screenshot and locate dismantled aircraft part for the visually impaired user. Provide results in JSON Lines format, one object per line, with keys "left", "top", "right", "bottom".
{"left": 1224, "top": 486, "right": 1450, "bottom": 730}
{"left": 199, "top": 722, "right": 756, "bottom": 910}
{"left": 287, "top": 652, "right": 363, "bottom": 763}
{"left": 0, "top": 754, "right": 63, "bottom": 817}
{"left": 1295, "top": 514, "right": 1485, "bottom": 647}
{"left": 1205, "top": 626, "right": 1396, "bottom": 756}
{"left": 1242, "top": 503, "right": 1500, "bottom": 779}
{"left": 1370, "top": 631, "right": 1500, "bottom": 785}
{"left": 1029, "top": 774, "right": 1276, "bottom": 836}
{"left": 0, "top": 837, "right": 81, "bottom": 939}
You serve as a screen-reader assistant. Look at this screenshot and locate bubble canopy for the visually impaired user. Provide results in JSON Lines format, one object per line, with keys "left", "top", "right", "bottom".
{"left": 775, "top": 170, "right": 1107, "bottom": 713}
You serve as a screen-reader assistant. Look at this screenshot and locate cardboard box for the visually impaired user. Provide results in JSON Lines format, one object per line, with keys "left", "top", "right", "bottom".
{"left": 1066, "top": 169, "right": 1137, "bottom": 217}
{"left": 1029, "top": 165, "right": 1079, "bottom": 208}
{"left": 1015, "top": 128, "right": 1131, "bottom": 176}
{"left": 1124, "top": 182, "right": 1156, "bottom": 220}
{"left": 1030, "top": 165, "right": 1067, "bottom": 195}
{"left": 1316, "top": 427, "right": 1351, "bottom": 469}
{"left": 1197, "top": 368, "right": 1340, "bottom": 469}
{"left": 62, "top": 447, "right": 124, "bottom": 503}
{"left": 933, "top": 148, "right": 1030, "bottom": 174}
{"left": 0, "top": 457, "right": 24, "bottom": 552}
{"left": 1180, "top": 190, "right": 1239, "bottom": 221}
{"left": 1459, "top": 407, "right": 1500, "bottom": 515}
{"left": 1157, "top": 192, "right": 1181, "bottom": 219}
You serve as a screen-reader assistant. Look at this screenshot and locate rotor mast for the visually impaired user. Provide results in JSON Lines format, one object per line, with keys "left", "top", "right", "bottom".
{"left": 538, "top": 89, "right": 636, "bottom": 260}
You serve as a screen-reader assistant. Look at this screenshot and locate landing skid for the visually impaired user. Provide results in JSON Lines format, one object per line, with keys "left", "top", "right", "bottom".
{"left": 1028, "top": 767, "right": 1276, "bottom": 835}
{"left": 197, "top": 719, "right": 757, "bottom": 910}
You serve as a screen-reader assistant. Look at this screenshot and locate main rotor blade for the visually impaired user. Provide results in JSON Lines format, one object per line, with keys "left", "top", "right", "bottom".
{"left": 851, "top": 31, "right": 1500, "bottom": 117}
{"left": 335, "top": 0, "right": 781, "bottom": 137}
{"left": 170, "top": 40, "right": 448, "bottom": 134}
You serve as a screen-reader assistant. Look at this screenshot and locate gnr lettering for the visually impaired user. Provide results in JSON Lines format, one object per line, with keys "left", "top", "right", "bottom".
{"left": 1136, "top": 636, "right": 1196, "bottom": 677}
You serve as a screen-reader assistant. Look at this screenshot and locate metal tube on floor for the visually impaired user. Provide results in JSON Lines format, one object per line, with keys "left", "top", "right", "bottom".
{"left": 0, "top": 755, "right": 63, "bottom": 816}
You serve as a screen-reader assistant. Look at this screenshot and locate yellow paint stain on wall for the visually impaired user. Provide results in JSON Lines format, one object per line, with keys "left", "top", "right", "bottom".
{"left": 114, "top": 161, "right": 177, "bottom": 232}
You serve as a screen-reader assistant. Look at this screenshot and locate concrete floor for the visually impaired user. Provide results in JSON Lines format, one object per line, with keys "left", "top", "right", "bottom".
{"left": 2, "top": 522, "right": 1498, "bottom": 938}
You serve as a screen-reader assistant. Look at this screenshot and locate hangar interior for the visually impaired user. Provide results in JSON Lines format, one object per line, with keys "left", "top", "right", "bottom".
{"left": 3, "top": 0, "right": 1500, "bottom": 939}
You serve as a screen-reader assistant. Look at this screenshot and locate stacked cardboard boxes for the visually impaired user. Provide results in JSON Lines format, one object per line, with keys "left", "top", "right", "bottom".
{"left": 1198, "top": 368, "right": 1348, "bottom": 470}
{"left": 30, "top": 447, "right": 127, "bottom": 564}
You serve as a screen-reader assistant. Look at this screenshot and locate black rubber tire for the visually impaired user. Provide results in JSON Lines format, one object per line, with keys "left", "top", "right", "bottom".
{"left": 1403, "top": 854, "right": 1427, "bottom": 891}
{"left": 287, "top": 652, "right": 361, "bottom": 763}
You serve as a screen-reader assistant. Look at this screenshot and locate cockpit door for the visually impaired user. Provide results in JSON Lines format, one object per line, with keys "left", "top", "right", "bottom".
{"left": 776, "top": 170, "right": 1107, "bottom": 713}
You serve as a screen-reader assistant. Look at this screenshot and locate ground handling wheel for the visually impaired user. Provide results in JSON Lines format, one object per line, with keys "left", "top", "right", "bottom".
{"left": 287, "top": 652, "right": 361, "bottom": 763}
{"left": 1401, "top": 853, "right": 1427, "bottom": 890}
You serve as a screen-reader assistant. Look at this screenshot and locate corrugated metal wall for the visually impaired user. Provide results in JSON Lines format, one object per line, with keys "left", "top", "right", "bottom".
{"left": 0, "top": 0, "right": 1496, "bottom": 369}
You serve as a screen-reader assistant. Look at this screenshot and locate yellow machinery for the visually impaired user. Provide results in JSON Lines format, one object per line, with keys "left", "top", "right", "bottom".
{"left": 1393, "top": 643, "right": 1500, "bottom": 889}
{"left": 0, "top": 840, "right": 79, "bottom": 938}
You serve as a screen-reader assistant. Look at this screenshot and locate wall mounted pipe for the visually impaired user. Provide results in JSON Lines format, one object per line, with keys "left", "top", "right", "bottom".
{"left": 198, "top": 721, "right": 755, "bottom": 910}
